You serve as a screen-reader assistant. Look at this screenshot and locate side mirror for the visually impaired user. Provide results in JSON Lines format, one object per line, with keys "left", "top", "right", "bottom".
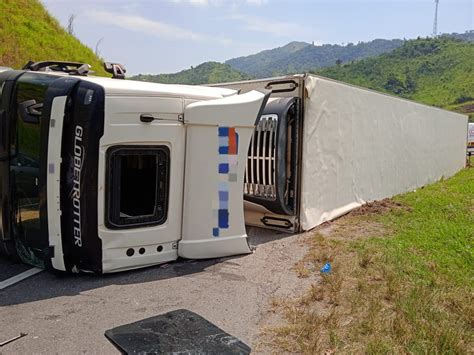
{"left": 104, "top": 62, "right": 126, "bottom": 79}
{"left": 19, "top": 99, "right": 43, "bottom": 124}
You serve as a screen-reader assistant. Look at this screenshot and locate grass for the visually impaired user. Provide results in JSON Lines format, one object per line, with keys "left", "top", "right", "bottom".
{"left": 265, "top": 166, "right": 474, "bottom": 354}
{"left": 0, "top": 0, "right": 107, "bottom": 76}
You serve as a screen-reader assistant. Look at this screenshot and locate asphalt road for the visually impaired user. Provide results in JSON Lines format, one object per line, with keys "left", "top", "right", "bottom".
{"left": 0, "top": 258, "right": 32, "bottom": 282}
{"left": 0, "top": 228, "right": 314, "bottom": 354}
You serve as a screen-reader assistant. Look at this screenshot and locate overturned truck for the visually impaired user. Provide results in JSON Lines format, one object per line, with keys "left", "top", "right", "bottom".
{"left": 0, "top": 63, "right": 468, "bottom": 274}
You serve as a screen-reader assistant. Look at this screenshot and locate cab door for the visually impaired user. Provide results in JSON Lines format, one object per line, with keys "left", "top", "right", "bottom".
{"left": 97, "top": 95, "right": 186, "bottom": 273}
{"left": 179, "top": 90, "right": 269, "bottom": 259}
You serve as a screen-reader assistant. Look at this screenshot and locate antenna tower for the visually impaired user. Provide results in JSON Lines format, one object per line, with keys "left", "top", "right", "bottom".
{"left": 433, "top": 0, "right": 440, "bottom": 37}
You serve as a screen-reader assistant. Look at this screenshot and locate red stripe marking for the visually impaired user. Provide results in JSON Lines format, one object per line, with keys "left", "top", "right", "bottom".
{"left": 228, "top": 128, "right": 237, "bottom": 155}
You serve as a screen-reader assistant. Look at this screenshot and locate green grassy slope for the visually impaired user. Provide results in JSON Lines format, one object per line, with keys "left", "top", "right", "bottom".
{"left": 0, "top": 0, "right": 107, "bottom": 75}
{"left": 130, "top": 61, "right": 252, "bottom": 85}
{"left": 316, "top": 37, "right": 474, "bottom": 120}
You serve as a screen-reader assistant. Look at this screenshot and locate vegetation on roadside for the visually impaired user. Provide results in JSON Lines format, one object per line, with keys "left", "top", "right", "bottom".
{"left": 0, "top": 0, "right": 107, "bottom": 76}
{"left": 316, "top": 37, "right": 474, "bottom": 120}
{"left": 267, "top": 167, "right": 474, "bottom": 353}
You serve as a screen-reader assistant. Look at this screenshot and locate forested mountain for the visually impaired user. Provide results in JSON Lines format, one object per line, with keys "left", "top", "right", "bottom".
{"left": 0, "top": 0, "right": 107, "bottom": 75}
{"left": 316, "top": 37, "right": 474, "bottom": 121}
{"left": 226, "top": 39, "right": 404, "bottom": 77}
{"left": 130, "top": 62, "right": 252, "bottom": 85}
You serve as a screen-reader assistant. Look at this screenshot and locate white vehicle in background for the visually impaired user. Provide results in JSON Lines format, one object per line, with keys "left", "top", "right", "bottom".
{"left": 0, "top": 61, "right": 468, "bottom": 274}
{"left": 468, "top": 122, "right": 474, "bottom": 154}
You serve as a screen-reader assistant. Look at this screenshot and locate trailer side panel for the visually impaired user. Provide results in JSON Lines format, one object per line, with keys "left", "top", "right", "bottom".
{"left": 300, "top": 75, "right": 467, "bottom": 230}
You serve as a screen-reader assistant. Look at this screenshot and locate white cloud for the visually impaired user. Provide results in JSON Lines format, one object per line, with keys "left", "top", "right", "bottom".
{"left": 170, "top": 0, "right": 268, "bottom": 6}
{"left": 244, "top": 0, "right": 268, "bottom": 5}
{"left": 88, "top": 10, "right": 205, "bottom": 41}
{"left": 87, "top": 10, "right": 257, "bottom": 47}
{"left": 171, "top": 0, "right": 210, "bottom": 6}
{"left": 226, "top": 14, "right": 309, "bottom": 37}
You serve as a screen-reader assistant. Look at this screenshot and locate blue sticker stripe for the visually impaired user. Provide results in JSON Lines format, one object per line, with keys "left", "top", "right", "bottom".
{"left": 218, "top": 163, "right": 229, "bottom": 174}
{"left": 219, "top": 190, "right": 229, "bottom": 201}
{"left": 218, "top": 127, "right": 229, "bottom": 137}
{"left": 218, "top": 209, "right": 229, "bottom": 228}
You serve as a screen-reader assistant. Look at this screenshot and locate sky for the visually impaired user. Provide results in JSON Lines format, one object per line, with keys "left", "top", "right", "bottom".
{"left": 41, "top": 0, "right": 473, "bottom": 75}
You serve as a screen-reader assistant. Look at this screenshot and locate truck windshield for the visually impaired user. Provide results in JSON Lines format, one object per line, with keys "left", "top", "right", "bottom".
{"left": 11, "top": 72, "right": 57, "bottom": 266}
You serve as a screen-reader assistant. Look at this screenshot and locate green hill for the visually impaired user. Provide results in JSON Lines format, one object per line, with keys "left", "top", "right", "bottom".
{"left": 130, "top": 39, "right": 405, "bottom": 86}
{"left": 226, "top": 39, "right": 404, "bottom": 77}
{"left": 0, "top": 0, "right": 107, "bottom": 75}
{"left": 130, "top": 62, "right": 252, "bottom": 85}
{"left": 225, "top": 41, "right": 311, "bottom": 77}
{"left": 316, "top": 37, "right": 474, "bottom": 121}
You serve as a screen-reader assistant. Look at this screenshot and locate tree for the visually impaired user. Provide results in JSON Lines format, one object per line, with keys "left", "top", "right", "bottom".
{"left": 384, "top": 73, "right": 405, "bottom": 95}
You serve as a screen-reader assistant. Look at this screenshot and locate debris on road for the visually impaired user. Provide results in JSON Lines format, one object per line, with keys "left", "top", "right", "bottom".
{"left": 0, "top": 333, "right": 28, "bottom": 347}
{"left": 105, "top": 309, "right": 250, "bottom": 354}
{"left": 320, "top": 263, "right": 331, "bottom": 273}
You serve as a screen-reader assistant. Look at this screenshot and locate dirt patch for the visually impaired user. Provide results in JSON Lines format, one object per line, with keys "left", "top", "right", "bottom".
{"left": 455, "top": 103, "right": 474, "bottom": 114}
{"left": 317, "top": 219, "right": 387, "bottom": 241}
{"left": 314, "top": 198, "right": 409, "bottom": 242}
{"left": 347, "top": 198, "right": 409, "bottom": 216}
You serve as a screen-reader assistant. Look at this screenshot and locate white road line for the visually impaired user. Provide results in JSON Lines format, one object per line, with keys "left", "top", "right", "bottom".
{"left": 0, "top": 268, "right": 43, "bottom": 290}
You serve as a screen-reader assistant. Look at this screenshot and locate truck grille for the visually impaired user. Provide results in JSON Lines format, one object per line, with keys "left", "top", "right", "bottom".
{"left": 244, "top": 114, "right": 278, "bottom": 199}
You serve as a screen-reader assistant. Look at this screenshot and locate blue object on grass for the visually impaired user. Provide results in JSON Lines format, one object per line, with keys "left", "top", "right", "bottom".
{"left": 320, "top": 263, "right": 331, "bottom": 273}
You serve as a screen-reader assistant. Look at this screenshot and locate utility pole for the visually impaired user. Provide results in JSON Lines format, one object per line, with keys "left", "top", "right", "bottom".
{"left": 433, "top": 0, "right": 440, "bottom": 37}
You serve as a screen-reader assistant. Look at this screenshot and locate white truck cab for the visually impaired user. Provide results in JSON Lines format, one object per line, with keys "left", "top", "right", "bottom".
{"left": 0, "top": 62, "right": 269, "bottom": 273}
